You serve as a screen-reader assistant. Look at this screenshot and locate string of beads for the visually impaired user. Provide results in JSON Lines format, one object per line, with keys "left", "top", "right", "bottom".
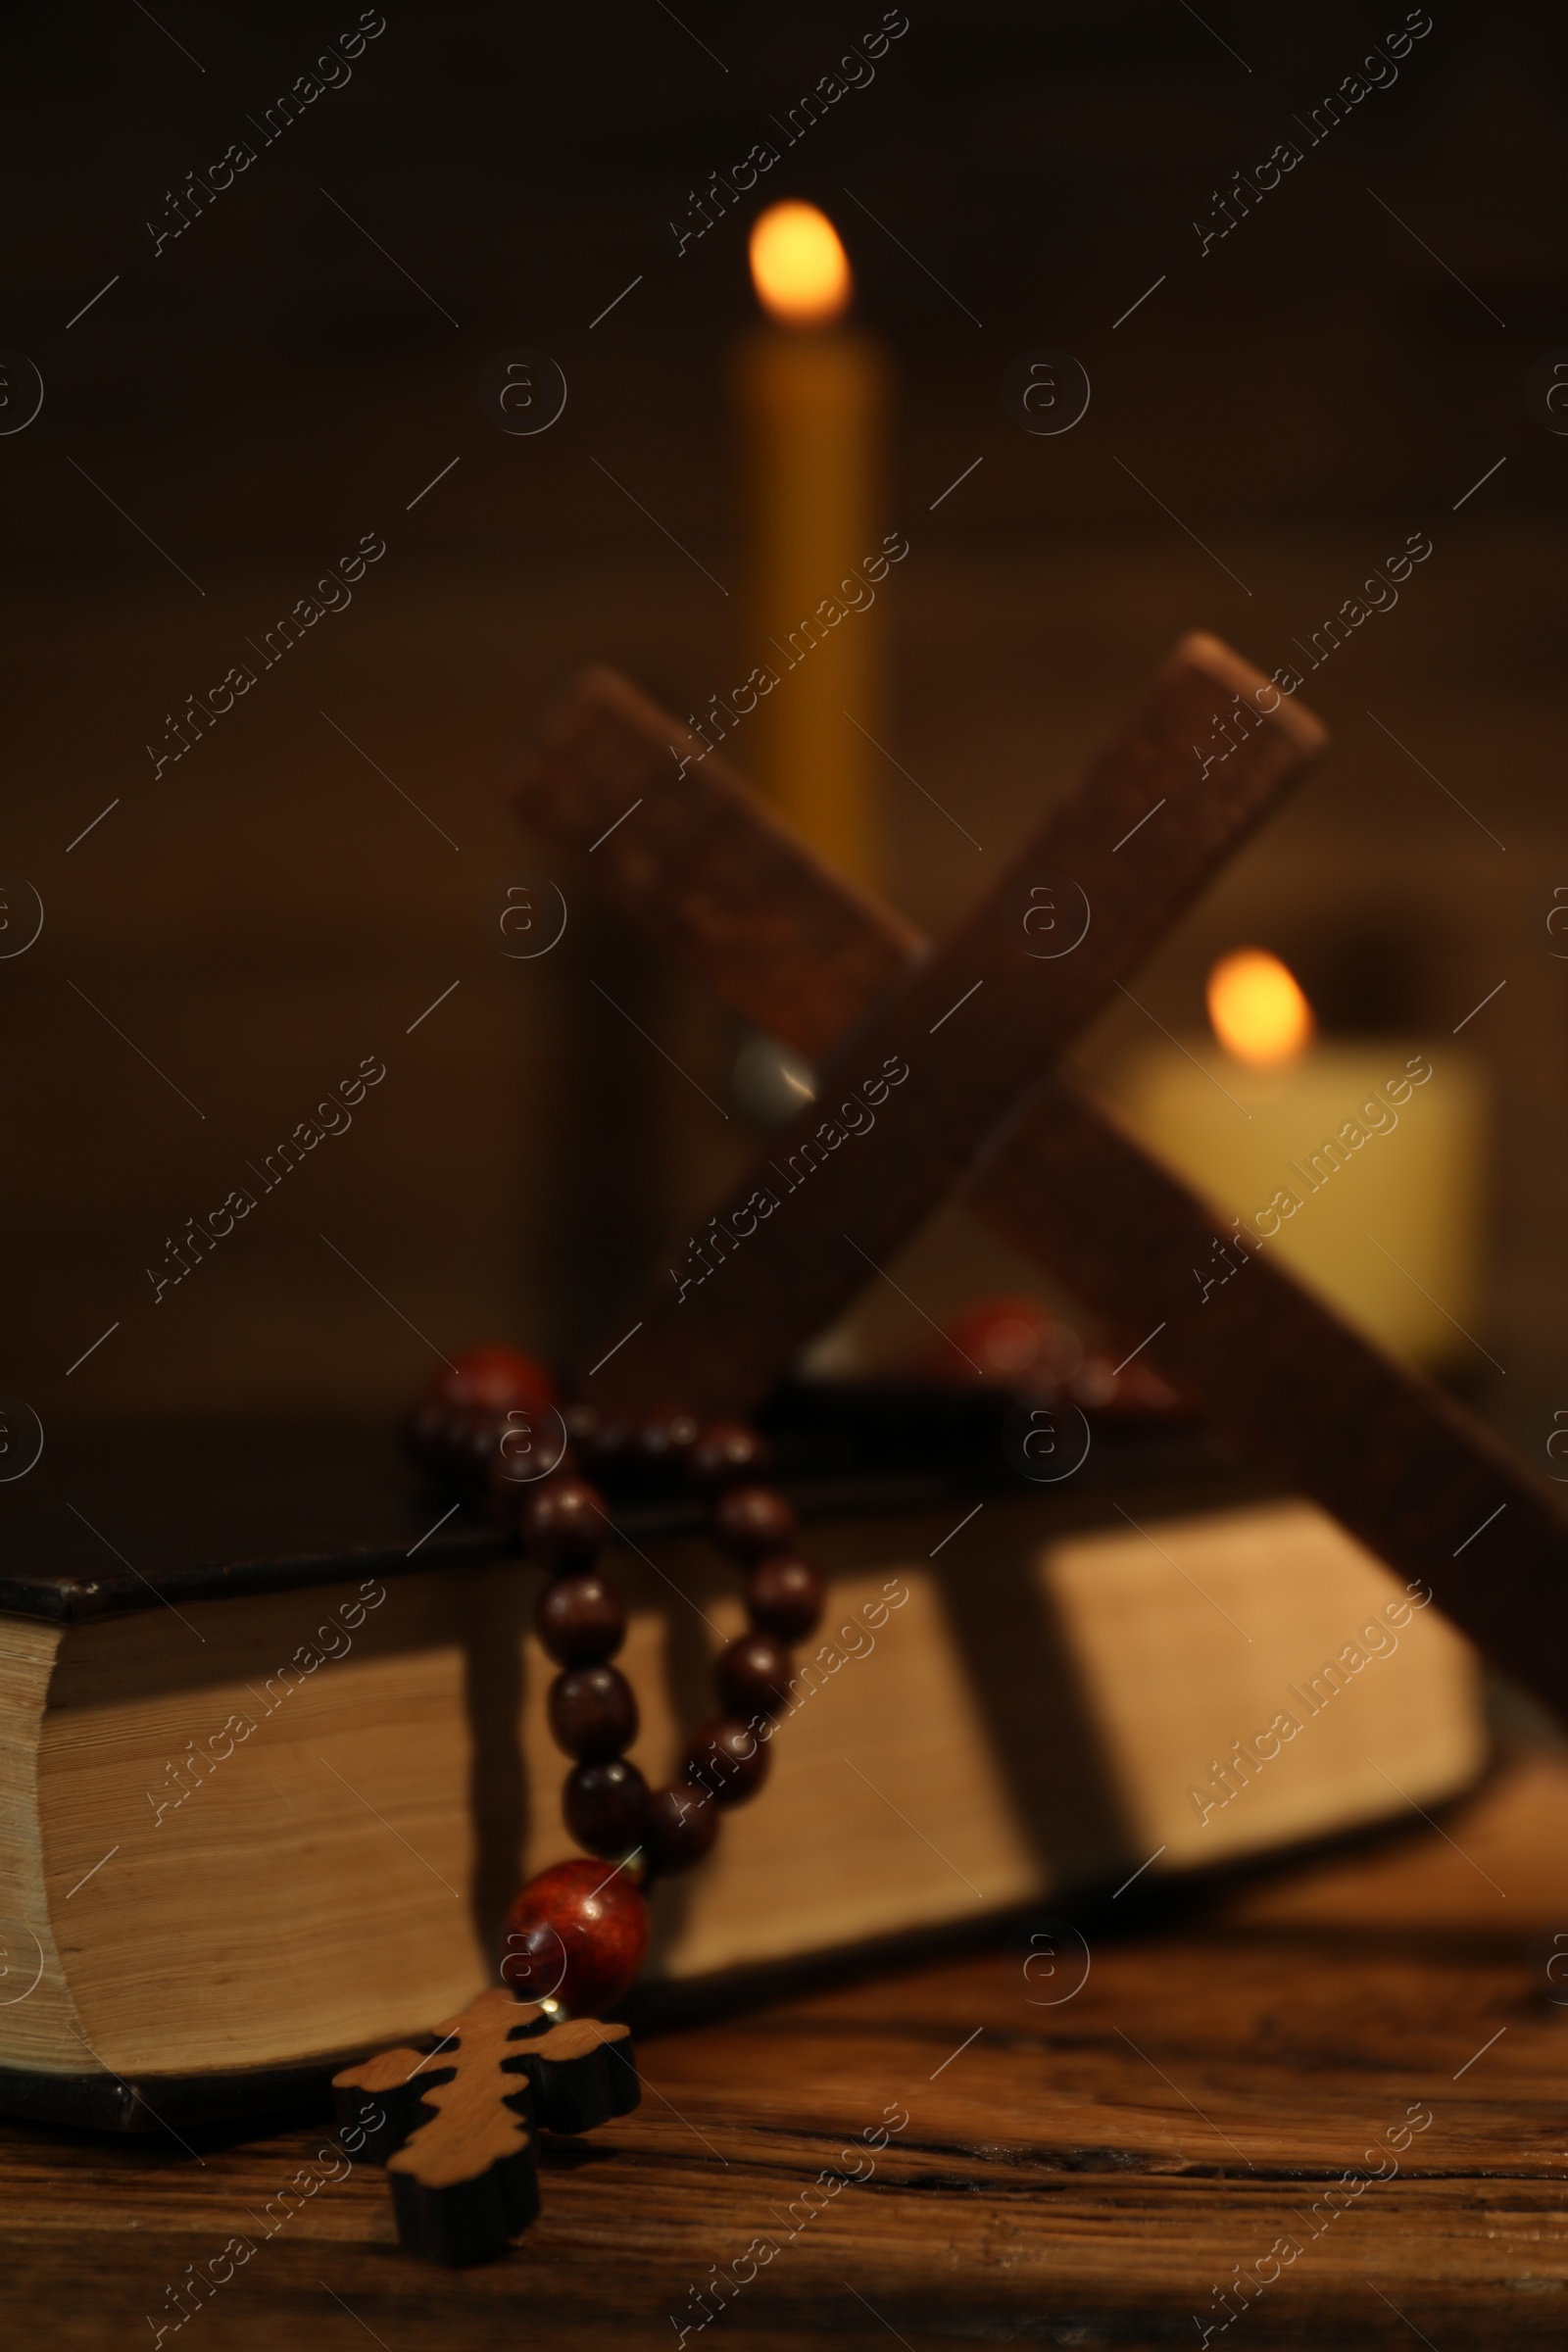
{"left": 512, "top": 1409, "right": 822, "bottom": 1878}
{"left": 404, "top": 1356, "right": 823, "bottom": 2010}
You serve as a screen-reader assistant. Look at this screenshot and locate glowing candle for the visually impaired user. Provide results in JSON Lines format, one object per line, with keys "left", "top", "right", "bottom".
{"left": 1108, "top": 949, "right": 1486, "bottom": 1370}
{"left": 736, "top": 201, "right": 889, "bottom": 883}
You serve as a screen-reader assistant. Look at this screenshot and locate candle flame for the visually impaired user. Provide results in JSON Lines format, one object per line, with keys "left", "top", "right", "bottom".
{"left": 749, "top": 202, "right": 852, "bottom": 327}
{"left": 1207, "top": 949, "right": 1314, "bottom": 1068}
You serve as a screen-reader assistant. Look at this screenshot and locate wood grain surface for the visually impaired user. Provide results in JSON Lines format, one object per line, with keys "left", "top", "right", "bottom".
{"left": 9, "top": 1749, "right": 1568, "bottom": 2348}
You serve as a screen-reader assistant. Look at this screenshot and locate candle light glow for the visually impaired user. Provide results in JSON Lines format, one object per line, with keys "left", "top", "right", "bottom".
{"left": 1207, "top": 949, "right": 1315, "bottom": 1068}
{"left": 1111, "top": 935, "right": 1484, "bottom": 1367}
{"left": 748, "top": 201, "right": 853, "bottom": 327}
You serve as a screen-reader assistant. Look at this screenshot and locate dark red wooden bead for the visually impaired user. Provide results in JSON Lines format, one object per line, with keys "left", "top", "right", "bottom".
{"left": 564, "top": 1757, "right": 649, "bottom": 1857}
{"left": 488, "top": 1407, "right": 572, "bottom": 1493}
{"left": 634, "top": 1410, "right": 699, "bottom": 1476}
{"left": 576, "top": 1414, "right": 632, "bottom": 1476}
{"left": 641, "top": 1783, "right": 721, "bottom": 1876}
{"left": 684, "top": 1715, "right": 771, "bottom": 1808}
{"left": 549, "top": 1664, "right": 638, "bottom": 1761}
{"left": 521, "top": 1477, "right": 606, "bottom": 1567}
{"left": 434, "top": 1343, "right": 557, "bottom": 1416}
{"left": 446, "top": 1404, "right": 511, "bottom": 1489}
{"left": 536, "top": 1570, "right": 626, "bottom": 1666}
{"left": 691, "top": 1421, "right": 772, "bottom": 1492}
{"left": 502, "top": 1857, "right": 649, "bottom": 2014}
{"left": 746, "top": 1555, "right": 825, "bottom": 1642}
{"left": 716, "top": 1632, "right": 794, "bottom": 1719}
{"left": 710, "top": 1484, "right": 797, "bottom": 1560}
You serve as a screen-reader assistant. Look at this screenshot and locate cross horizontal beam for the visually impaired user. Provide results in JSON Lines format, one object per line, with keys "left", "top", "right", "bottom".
{"left": 553, "top": 637, "right": 1321, "bottom": 1423}
{"left": 514, "top": 658, "right": 1568, "bottom": 1726}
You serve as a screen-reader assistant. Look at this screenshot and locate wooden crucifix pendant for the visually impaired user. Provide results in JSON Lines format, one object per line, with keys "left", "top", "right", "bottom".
{"left": 332, "top": 1987, "right": 639, "bottom": 2266}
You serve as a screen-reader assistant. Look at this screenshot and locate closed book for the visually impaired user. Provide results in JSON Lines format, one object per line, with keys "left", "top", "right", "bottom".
{"left": 0, "top": 1403, "right": 1482, "bottom": 2128}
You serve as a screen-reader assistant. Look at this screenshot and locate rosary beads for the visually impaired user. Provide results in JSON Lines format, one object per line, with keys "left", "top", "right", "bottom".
{"left": 406, "top": 1352, "right": 823, "bottom": 2015}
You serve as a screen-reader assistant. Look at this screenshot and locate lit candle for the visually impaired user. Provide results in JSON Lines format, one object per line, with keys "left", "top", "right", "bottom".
{"left": 1106, "top": 949, "right": 1486, "bottom": 1370}
{"left": 736, "top": 201, "right": 889, "bottom": 884}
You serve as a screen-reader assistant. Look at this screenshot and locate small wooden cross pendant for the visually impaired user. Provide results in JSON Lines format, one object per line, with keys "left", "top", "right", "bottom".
{"left": 332, "top": 1987, "right": 640, "bottom": 2266}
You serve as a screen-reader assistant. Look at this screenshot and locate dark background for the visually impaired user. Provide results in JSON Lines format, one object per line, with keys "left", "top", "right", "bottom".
{"left": 4, "top": 1, "right": 1564, "bottom": 1447}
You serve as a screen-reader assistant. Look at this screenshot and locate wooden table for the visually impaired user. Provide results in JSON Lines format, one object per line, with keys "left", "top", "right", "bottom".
{"left": 10, "top": 1751, "right": 1568, "bottom": 2350}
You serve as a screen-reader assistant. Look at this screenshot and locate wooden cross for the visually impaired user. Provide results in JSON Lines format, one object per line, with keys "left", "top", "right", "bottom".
{"left": 557, "top": 635, "right": 1321, "bottom": 1415}
{"left": 332, "top": 1988, "right": 638, "bottom": 2266}
{"left": 511, "top": 647, "right": 1568, "bottom": 1731}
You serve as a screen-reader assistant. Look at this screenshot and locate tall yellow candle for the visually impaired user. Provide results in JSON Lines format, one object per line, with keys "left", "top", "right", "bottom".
{"left": 1108, "top": 950, "right": 1487, "bottom": 1371}
{"left": 737, "top": 201, "right": 889, "bottom": 884}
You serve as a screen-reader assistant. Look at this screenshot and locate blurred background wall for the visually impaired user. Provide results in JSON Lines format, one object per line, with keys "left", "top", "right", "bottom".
{"left": 4, "top": 1, "right": 1565, "bottom": 1454}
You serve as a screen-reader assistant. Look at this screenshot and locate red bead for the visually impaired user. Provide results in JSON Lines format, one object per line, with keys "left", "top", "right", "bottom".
{"left": 502, "top": 1857, "right": 650, "bottom": 2015}
{"left": 711, "top": 1484, "right": 797, "bottom": 1560}
{"left": 746, "top": 1555, "right": 824, "bottom": 1642}
{"left": 488, "top": 1408, "right": 571, "bottom": 1494}
{"left": 716, "top": 1632, "right": 793, "bottom": 1718}
{"left": 564, "top": 1758, "right": 648, "bottom": 1856}
{"left": 930, "top": 1295, "right": 1080, "bottom": 1391}
{"left": 577, "top": 1414, "right": 633, "bottom": 1476}
{"left": 691, "top": 1421, "right": 772, "bottom": 1492}
{"left": 521, "top": 1478, "right": 606, "bottom": 1567}
{"left": 536, "top": 1571, "right": 625, "bottom": 1666}
{"left": 642, "top": 1783, "right": 721, "bottom": 1877}
{"left": 434, "top": 1344, "right": 557, "bottom": 1416}
{"left": 684, "top": 1715, "right": 770, "bottom": 1807}
{"left": 549, "top": 1664, "right": 638, "bottom": 1761}
{"left": 445, "top": 1404, "right": 510, "bottom": 1489}
{"left": 634, "top": 1410, "right": 700, "bottom": 1476}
